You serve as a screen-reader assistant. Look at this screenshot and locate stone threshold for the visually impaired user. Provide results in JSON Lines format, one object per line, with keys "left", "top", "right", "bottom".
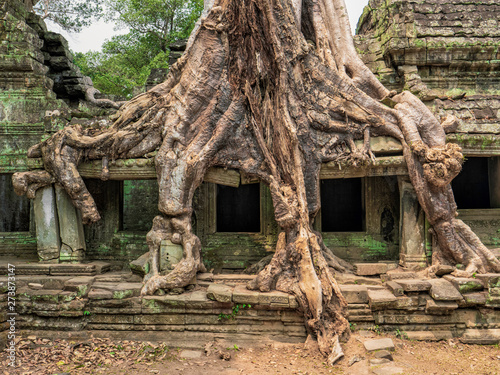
{"left": 0, "top": 261, "right": 112, "bottom": 276}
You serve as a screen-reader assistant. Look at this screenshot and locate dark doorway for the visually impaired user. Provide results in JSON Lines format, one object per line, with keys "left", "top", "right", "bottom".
{"left": 452, "top": 157, "right": 490, "bottom": 209}
{"left": 217, "top": 184, "right": 260, "bottom": 232}
{"left": 0, "top": 174, "right": 30, "bottom": 232}
{"left": 321, "top": 178, "right": 364, "bottom": 232}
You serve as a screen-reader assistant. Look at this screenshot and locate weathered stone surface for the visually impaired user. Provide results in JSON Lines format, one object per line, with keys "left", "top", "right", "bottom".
{"left": 386, "top": 270, "right": 417, "bottom": 280}
{"left": 207, "top": 284, "right": 233, "bottom": 303}
{"left": 435, "top": 265, "right": 455, "bottom": 276}
{"left": 374, "top": 350, "right": 393, "bottom": 361}
{"left": 370, "top": 358, "right": 390, "bottom": 365}
{"left": 232, "top": 285, "right": 259, "bottom": 305}
{"left": 130, "top": 252, "right": 150, "bottom": 277}
{"left": 33, "top": 186, "right": 60, "bottom": 262}
{"left": 367, "top": 289, "right": 397, "bottom": 310}
{"left": 462, "top": 292, "right": 488, "bottom": 306}
{"left": 461, "top": 329, "right": 500, "bottom": 344}
{"left": 395, "top": 279, "right": 431, "bottom": 292}
{"left": 354, "top": 263, "right": 388, "bottom": 276}
{"left": 28, "top": 283, "right": 43, "bottom": 290}
{"left": 340, "top": 285, "right": 369, "bottom": 304}
{"left": 428, "top": 279, "right": 463, "bottom": 301}
{"left": 64, "top": 276, "right": 94, "bottom": 297}
{"left": 405, "top": 331, "right": 454, "bottom": 341}
{"left": 259, "top": 290, "right": 290, "bottom": 306}
{"left": 443, "top": 276, "right": 484, "bottom": 294}
{"left": 88, "top": 289, "right": 113, "bottom": 300}
{"left": 363, "top": 338, "right": 395, "bottom": 352}
{"left": 425, "top": 299, "right": 458, "bottom": 315}
{"left": 55, "top": 185, "right": 85, "bottom": 262}
{"left": 385, "top": 281, "right": 404, "bottom": 296}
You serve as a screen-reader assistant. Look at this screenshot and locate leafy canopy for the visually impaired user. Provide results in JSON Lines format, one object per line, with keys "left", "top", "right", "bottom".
{"left": 73, "top": 0, "right": 203, "bottom": 98}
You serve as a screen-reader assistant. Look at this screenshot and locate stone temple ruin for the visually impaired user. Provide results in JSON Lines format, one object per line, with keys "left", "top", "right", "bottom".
{"left": 1, "top": 0, "right": 500, "bottom": 348}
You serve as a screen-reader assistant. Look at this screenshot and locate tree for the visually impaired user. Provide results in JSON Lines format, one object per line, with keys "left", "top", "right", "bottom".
{"left": 73, "top": 0, "right": 203, "bottom": 98}
{"left": 33, "top": 0, "right": 103, "bottom": 32}
{"left": 13, "top": 0, "right": 500, "bottom": 364}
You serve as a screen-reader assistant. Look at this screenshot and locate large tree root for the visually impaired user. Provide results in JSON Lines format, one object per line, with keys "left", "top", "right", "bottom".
{"left": 12, "top": 0, "right": 500, "bottom": 364}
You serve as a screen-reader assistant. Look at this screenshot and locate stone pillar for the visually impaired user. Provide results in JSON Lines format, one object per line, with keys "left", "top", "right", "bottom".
{"left": 55, "top": 185, "right": 85, "bottom": 262}
{"left": 398, "top": 177, "right": 427, "bottom": 270}
{"left": 33, "top": 186, "right": 60, "bottom": 262}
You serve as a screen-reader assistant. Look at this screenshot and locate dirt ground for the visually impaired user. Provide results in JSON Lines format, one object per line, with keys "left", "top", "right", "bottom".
{"left": 2, "top": 331, "right": 500, "bottom": 375}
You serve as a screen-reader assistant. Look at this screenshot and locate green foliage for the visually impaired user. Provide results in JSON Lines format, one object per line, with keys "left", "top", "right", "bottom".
{"left": 369, "top": 325, "right": 382, "bottom": 335}
{"left": 218, "top": 304, "right": 252, "bottom": 321}
{"left": 72, "top": 0, "right": 203, "bottom": 98}
{"left": 33, "top": 0, "right": 104, "bottom": 32}
{"left": 395, "top": 329, "right": 408, "bottom": 340}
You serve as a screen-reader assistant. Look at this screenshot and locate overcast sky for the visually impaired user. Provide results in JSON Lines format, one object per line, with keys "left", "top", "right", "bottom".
{"left": 48, "top": 1, "right": 369, "bottom": 53}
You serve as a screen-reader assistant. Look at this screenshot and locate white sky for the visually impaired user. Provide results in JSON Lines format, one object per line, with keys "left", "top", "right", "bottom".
{"left": 47, "top": 1, "right": 370, "bottom": 53}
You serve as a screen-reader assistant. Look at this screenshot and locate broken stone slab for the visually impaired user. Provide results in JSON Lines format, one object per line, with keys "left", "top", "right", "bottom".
{"left": 49, "top": 264, "right": 97, "bottom": 276}
{"left": 374, "top": 350, "right": 393, "bottom": 361}
{"left": 460, "top": 329, "right": 500, "bottom": 344}
{"left": 206, "top": 283, "right": 233, "bottom": 303}
{"left": 386, "top": 270, "right": 417, "bottom": 280}
{"left": 232, "top": 285, "right": 259, "bottom": 305}
{"left": 354, "top": 263, "right": 390, "bottom": 276}
{"left": 435, "top": 265, "right": 455, "bottom": 276}
{"left": 474, "top": 273, "right": 500, "bottom": 288}
{"left": 340, "top": 285, "right": 369, "bottom": 304}
{"left": 363, "top": 338, "right": 395, "bottom": 352}
{"left": 370, "top": 358, "right": 390, "bottom": 365}
{"left": 443, "top": 275, "right": 484, "bottom": 293}
{"left": 395, "top": 279, "right": 431, "bottom": 292}
{"left": 461, "top": 292, "right": 488, "bottom": 306}
{"left": 385, "top": 281, "right": 404, "bottom": 296}
{"left": 64, "top": 276, "right": 94, "bottom": 297}
{"left": 428, "top": 278, "right": 463, "bottom": 301}
{"left": 259, "top": 290, "right": 290, "bottom": 306}
{"left": 28, "top": 283, "right": 43, "bottom": 290}
{"left": 130, "top": 252, "right": 150, "bottom": 277}
{"left": 367, "top": 289, "right": 397, "bottom": 310}
{"left": 405, "top": 331, "right": 453, "bottom": 341}
{"left": 425, "top": 299, "right": 458, "bottom": 315}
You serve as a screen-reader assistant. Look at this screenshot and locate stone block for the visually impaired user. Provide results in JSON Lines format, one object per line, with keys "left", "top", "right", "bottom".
{"left": 367, "top": 289, "right": 397, "bottom": 310}
{"left": 232, "top": 285, "right": 260, "bottom": 305}
{"left": 88, "top": 289, "right": 113, "bottom": 300}
{"left": 425, "top": 299, "right": 458, "bottom": 315}
{"left": 386, "top": 270, "right": 417, "bottom": 280}
{"left": 461, "top": 329, "right": 500, "bottom": 344}
{"left": 490, "top": 288, "right": 500, "bottom": 297}
{"left": 179, "top": 350, "right": 202, "bottom": 359}
{"left": 371, "top": 365, "right": 404, "bottom": 375}
{"left": 486, "top": 296, "right": 500, "bottom": 307}
{"left": 141, "top": 295, "right": 186, "bottom": 314}
{"left": 392, "top": 296, "right": 419, "bottom": 310}
{"left": 428, "top": 279, "right": 463, "bottom": 301}
{"left": 129, "top": 252, "right": 150, "bottom": 277}
{"left": 207, "top": 284, "right": 233, "bottom": 303}
{"left": 405, "top": 331, "right": 453, "bottom": 341}
{"left": 259, "top": 291, "right": 290, "bottom": 305}
{"left": 363, "top": 338, "right": 395, "bottom": 352}
{"left": 112, "top": 283, "right": 142, "bottom": 299}
{"left": 340, "top": 285, "right": 369, "bottom": 304}
{"left": 443, "top": 275, "right": 484, "bottom": 293}
{"left": 64, "top": 276, "right": 94, "bottom": 297}
{"left": 134, "top": 314, "right": 184, "bottom": 325}
{"left": 374, "top": 350, "right": 393, "bottom": 361}
{"left": 435, "top": 265, "right": 455, "bottom": 276}
{"left": 385, "top": 281, "right": 404, "bottom": 296}
{"left": 354, "top": 263, "right": 388, "bottom": 276}
{"left": 395, "top": 279, "right": 431, "bottom": 292}
{"left": 462, "top": 292, "right": 487, "bottom": 306}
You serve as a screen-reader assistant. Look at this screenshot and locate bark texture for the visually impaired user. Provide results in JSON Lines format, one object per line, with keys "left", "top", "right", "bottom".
{"left": 13, "top": 0, "right": 500, "bottom": 363}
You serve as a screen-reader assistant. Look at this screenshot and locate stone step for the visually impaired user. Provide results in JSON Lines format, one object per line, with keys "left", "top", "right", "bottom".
{"left": 0, "top": 261, "right": 111, "bottom": 276}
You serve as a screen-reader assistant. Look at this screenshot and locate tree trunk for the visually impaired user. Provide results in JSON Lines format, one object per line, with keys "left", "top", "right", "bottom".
{"left": 13, "top": 0, "right": 500, "bottom": 364}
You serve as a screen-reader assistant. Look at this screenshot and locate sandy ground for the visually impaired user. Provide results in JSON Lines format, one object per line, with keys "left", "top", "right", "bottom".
{"left": 2, "top": 331, "right": 499, "bottom": 375}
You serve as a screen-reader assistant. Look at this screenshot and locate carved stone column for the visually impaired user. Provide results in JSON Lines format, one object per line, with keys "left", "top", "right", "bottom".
{"left": 398, "top": 176, "right": 427, "bottom": 270}
{"left": 33, "top": 186, "right": 60, "bottom": 262}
